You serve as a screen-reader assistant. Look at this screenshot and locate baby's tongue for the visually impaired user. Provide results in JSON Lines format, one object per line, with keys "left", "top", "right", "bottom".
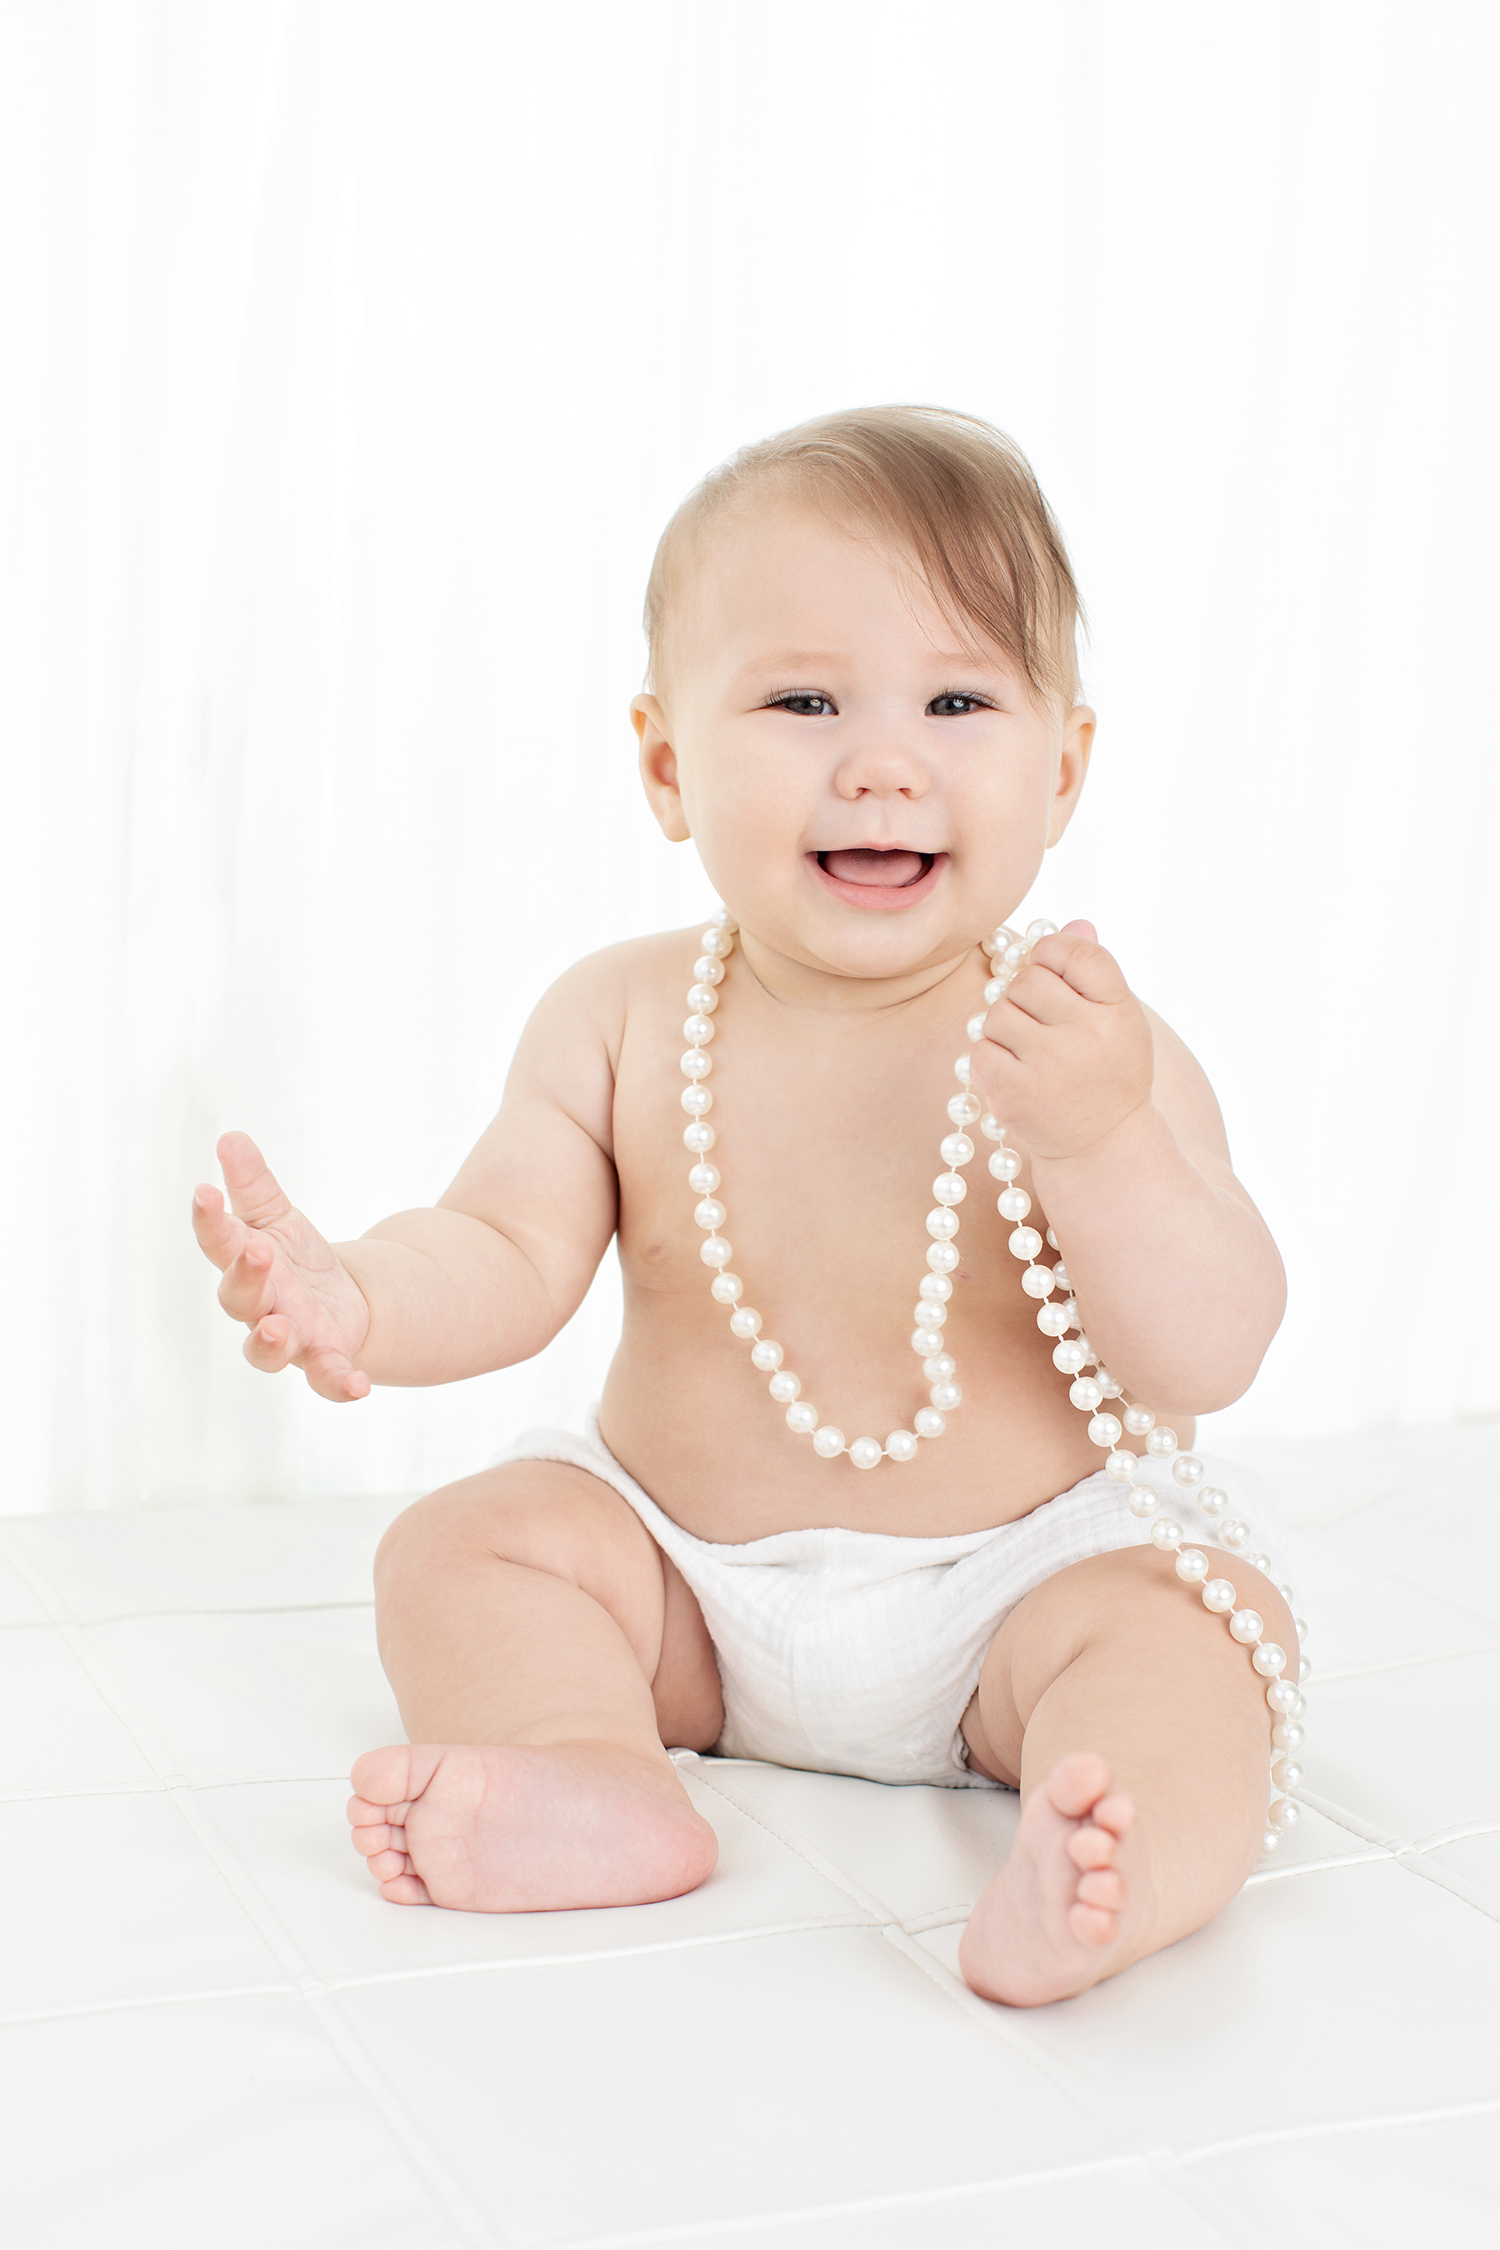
{"left": 821, "top": 848, "right": 926, "bottom": 888}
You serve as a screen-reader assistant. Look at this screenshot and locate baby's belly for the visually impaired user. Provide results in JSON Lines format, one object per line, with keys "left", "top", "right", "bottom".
{"left": 596, "top": 1293, "right": 1180, "bottom": 1542}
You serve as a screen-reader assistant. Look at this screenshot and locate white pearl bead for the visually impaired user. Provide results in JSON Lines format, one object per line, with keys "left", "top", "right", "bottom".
{"left": 1087, "top": 1411, "right": 1124, "bottom": 1447}
{"left": 850, "top": 1437, "right": 883, "bottom": 1470}
{"left": 688, "top": 1163, "right": 721, "bottom": 1195}
{"left": 1289, "top": 1692, "right": 1307, "bottom": 1719}
{"left": 1202, "top": 1578, "right": 1237, "bottom": 1612}
{"left": 922, "top": 1353, "right": 957, "bottom": 1381}
{"left": 1246, "top": 1552, "right": 1271, "bottom": 1576}
{"left": 1145, "top": 1427, "right": 1178, "bottom": 1457}
{"left": 1127, "top": 1484, "right": 1161, "bottom": 1517}
{"left": 681, "top": 1052, "right": 713, "bottom": 1082}
{"left": 786, "top": 1401, "right": 819, "bottom": 1434}
{"left": 1022, "top": 1265, "right": 1057, "bottom": 1299}
{"left": 710, "top": 1271, "right": 743, "bottom": 1303}
{"left": 1123, "top": 1404, "right": 1155, "bottom": 1436}
{"left": 1229, "top": 1609, "right": 1263, "bottom": 1644}
{"left": 947, "top": 1090, "right": 982, "bottom": 1126}
{"left": 768, "top": 1370, "right": 801, "bottom": 1403}
{"left": 979, "top": 1112, "right": 1005, "bottom": 1140}
{"left": 749, "top": 1338, "right": 783, "bottom": 1370}
{"left": 914, "top": 1407, "right": 947, "bottom": 1438}
{"left": 1270, "top": 1721, "right": 1304, "bottom": 1753}
{"left": 940, "top": 1133, "right": 975, "bottom": 1167}
{"left": 812, "top": 1425, "right": 844, "bottom": 1458}
{"left": 886, "top": 1429, "right": 919, "bottom": 1462}
{"left": 1073, "top": 1334, "right": 1097, "bottom": 1367}
{"left": 997, "top": 1187, "right": 1032, "bottom": 1222}
{"left": 966, "top": 1012, "right": 989, "bottom": 1044}
{"left": 699, "top": 927, "right": 733, "bottom": 956}
{"left": 1220, "top": 1520, "right": 1250, "bottom": 1552}
{"left": 692, "top": 954, "right": 724, "bottom": 986}
{"left": 1294, "top": 1619, "right": 1308, "bottom": 1645}
{"left": 926, "top": 1241, "right": 961, "bottom": 1273}
{"left": 710, "top": 907, "right": 737, "bottom": 930}
{"left": 1277, "top": 1584, "right": 1295, "bottom": 1605}
{"left": 1297, "top": 1656, "right": 1313, "bottom": 1683}
{"left": 1037, "top": 1302, "right": 1071, "bottom": 1336}
{"left": 694, "top": 1198, "right": 726, "bottom": 1230}
{"left": 729, "top": 1306, "right": 761, "bottom": 1338}
{"left": 911, "top": 1301, "right": 947, "bottom": 1328}
{"left": 1045, "top": 1228, "right": 1059, "bottom": 1249}
{"left": 953, "top": 1053, "right": 972, "bottom": 1082}
{"left": 1268, "top": 1798, "right": 1300, "bottom": 1830}
{"left": 933, "top": 1172, "right": 967, "bottom": 1206}
{"left": 1252, "top": 1642, "right": 1287, "bottom": 1677}
{"left": 1061, "top": 1297, "right": 1080, "bottom": 1328}
{"left": 1069, "top": 1376, "right": 1104, "bottom": 1411}
{"left": 1092, "top": 1366, "right": 1121, "bottom": 1398}
{"left": 988, "top": 1147, "right": 1023, "bottom": 1181}
{"left": 684, "top": 1014, "right": 715, "bottom": 1046}
{"left": 983, "top": 978, "right": 1007, "bottom": 1004}
{"left": 1052, "top": 1340, "right": 1087, "bottom": 1374}
{"left": 1171, "top": 1454, "right": 1204, "bottom": 1488}
{"left": 983, "top": 926, "right": 1017, "bottom": 955}
{"left": 1271, "top": 1758, "right": 1303, "bottom": 1790}
{"left": 1050, "top": 1263, "right": 1071, "bottom": 1294}
{"left": 926, "top": 1207, "right": 961, "bottom": 1240}
{"left": 1025, "top": 919, "right": 1058, "bottom": 943}
{"left": 1197, "top": 1486, "right": 1228, "bottom": 1519}
{"left": 1149, "top": 1517, "right": 1183, "bottom": 1549}
{"left": 929, "top": 1380, "right": 962, "bottom": 1411}
{"left": 686, "top": 984, "right": 719, "bottom": 1015}
{"left": 1105, "top": 1448, "right": 1136, "bottom": 1481}
{"left": 911, "top": 1327, "right": 946, "bottom": 1356}
{"left": 1175, "top": 1547, "right": 1210, "bottom": 1582}
{"left": 919, "top": 1273, "right": 953, "bottom": 1303}
{"left": 1009, "top": 1226, "right": 1042, "bottom": 1259}
{"left": 1003, "top": 940, "right": 1028, "bottom": 970}
{"left": 1260, "top": 1829, "right": 1281, "bottom": 1854}
{"left": 700, "top": 1236, "right": 732, "bottom": 1267}
{"left": 682, "top": 1121, "right": 716, "bottom": 1152}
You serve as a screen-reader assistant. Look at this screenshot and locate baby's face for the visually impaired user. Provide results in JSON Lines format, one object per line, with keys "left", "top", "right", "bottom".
{"left": 634, "top": 499, "right": 1093, "bottom": 981}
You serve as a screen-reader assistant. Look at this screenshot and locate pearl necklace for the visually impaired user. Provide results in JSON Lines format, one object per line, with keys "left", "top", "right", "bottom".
{"left": 678, "top": 908, "right": 1307, "bottom": 1857}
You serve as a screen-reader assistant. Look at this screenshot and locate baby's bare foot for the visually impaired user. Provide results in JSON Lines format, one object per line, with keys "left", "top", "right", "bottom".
{"left": 958, "top": 1751, "right": 1140, "bottom": 2007}
{"left": 346, "top": 1741, "right": 718, "bottom": 1912}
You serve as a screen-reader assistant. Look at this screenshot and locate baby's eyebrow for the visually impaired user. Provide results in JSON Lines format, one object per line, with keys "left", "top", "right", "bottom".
{"left": 731, "top": 651, "right": 847, "bottom": 678}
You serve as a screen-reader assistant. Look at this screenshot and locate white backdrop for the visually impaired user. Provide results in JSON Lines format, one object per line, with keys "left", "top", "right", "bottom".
{"left": 3, "top": 0, "right": 1496, "bottom": 1511}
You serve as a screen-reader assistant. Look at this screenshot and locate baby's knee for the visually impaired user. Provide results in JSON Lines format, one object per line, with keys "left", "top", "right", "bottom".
{"left": 373, "top": 1461, "right": 642, "bottom": 1606}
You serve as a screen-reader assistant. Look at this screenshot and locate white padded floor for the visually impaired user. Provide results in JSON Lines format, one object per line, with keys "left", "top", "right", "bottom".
{"left": 2, "top": 1422, "right": 1497, "bottom": 2250}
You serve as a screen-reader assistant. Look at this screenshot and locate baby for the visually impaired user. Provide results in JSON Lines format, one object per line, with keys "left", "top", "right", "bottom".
{"left": 193, "top": 406, "right": 1295, "bottom": 2008}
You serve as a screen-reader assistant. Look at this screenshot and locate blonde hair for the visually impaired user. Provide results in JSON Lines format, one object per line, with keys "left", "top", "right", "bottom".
{"left": 644, "top": 404, "right": 1085, "bottom": 707}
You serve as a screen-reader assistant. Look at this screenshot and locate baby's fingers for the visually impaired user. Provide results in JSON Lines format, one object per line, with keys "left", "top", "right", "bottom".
{"left": 192, "top": 1184, "right": 247, "bottom": 1273}
{"left": 217, "top": 1235, "right": 279, "bottom": 1325}
{"left": 243, "top": 1314, "right": 296, "bottom": 1374}
{"left": 299, "top": 1343, "right": 371, "bottom": 1404}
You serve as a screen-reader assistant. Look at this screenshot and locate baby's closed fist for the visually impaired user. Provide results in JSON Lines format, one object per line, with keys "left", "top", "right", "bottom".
{"left": 969, "top": 925, "right": 1154, "bottom": 1163}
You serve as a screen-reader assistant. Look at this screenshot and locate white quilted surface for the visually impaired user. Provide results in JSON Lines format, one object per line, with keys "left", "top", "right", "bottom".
{"left": 2, "top": 1422, "right": 1497, "bottom": 2250}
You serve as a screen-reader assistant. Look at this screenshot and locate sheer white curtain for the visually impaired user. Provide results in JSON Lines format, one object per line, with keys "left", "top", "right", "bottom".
{"left": 3, "top": 0, "right": 1496, "bottom": 1511}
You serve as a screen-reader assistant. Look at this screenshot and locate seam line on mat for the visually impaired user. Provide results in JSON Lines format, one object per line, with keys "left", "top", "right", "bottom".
{"left": 0, "top": 1524, "right": 505, "bottom": 2250}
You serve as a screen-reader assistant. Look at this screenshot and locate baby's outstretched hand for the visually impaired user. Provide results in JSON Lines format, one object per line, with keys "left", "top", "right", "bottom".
{"left": 192, "top": 1132, "right": 372, "bottom": 1401}
{"left": 969, "top": 921, "right": 1154, "bottom": 1164}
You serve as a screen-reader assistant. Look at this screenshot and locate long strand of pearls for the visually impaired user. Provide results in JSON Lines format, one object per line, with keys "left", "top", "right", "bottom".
{"left": 680, "top": 907, "right": 1307, "bottom": 1855}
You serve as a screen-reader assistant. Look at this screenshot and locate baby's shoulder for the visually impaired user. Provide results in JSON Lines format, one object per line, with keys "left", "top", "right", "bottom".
{"left": 520, "top": 925, "right": 703, "bottom": 1059}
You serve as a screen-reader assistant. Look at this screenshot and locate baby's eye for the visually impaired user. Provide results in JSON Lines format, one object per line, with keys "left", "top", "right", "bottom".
{"left": 927, "top": 693, "right": 992, "bottom": 716}
{"left": 764, "top": 692, "right": 837, "bottom": 717}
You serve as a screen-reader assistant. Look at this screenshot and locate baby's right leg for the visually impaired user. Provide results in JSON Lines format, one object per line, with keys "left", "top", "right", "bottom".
{"left": 347, "top": 1461, "right": 724, "bottom": 1911}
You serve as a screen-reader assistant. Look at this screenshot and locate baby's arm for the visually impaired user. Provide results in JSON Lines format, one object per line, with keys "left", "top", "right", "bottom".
{"left": 970, "top": 924, "right": 1285, "bottom": 1411}
{"left": 193, "top": 952, "right": 622, "bottom": 1396}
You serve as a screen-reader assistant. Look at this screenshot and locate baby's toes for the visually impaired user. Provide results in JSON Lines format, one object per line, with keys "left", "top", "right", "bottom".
{"left": 350, "top": 1819, "right": 398, "bottom": 1859}
{"left": 1066, "top": 1821, "right": 1118, "bottom": 1872}
{"left": 365, "top": 1843, "right": 413, "bottom": 1883}
{"left": 1076, "top": 1866, "right": 1124, "bottom": 1911}
{"left": 1092, "top": 1790, "right": 1136, "bottom": 1841}
{"left": 1067, "top": 1898, "right": 1119, "bottom": 1948}
{"left": 379, "top": 1870, "right": 432, "bottom": 1906}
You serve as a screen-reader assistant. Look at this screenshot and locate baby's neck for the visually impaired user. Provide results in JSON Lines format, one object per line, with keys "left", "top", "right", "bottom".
{"left": 733, "top": 926, "right": 981, "bottom": 1019}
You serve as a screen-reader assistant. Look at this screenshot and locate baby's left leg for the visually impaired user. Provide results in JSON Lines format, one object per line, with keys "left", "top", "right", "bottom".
{"left": 958, "top": 1548, "right": 1296, "bottom": 2008}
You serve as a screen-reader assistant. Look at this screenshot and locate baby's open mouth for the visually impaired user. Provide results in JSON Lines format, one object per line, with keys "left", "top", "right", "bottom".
{"left": 816, "top": 848, "right": 934, "bottom": 888}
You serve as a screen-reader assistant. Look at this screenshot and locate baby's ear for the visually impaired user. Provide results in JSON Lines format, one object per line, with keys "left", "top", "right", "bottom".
{"left": 633, "top": 695, "right": 691, "bottom": 842}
